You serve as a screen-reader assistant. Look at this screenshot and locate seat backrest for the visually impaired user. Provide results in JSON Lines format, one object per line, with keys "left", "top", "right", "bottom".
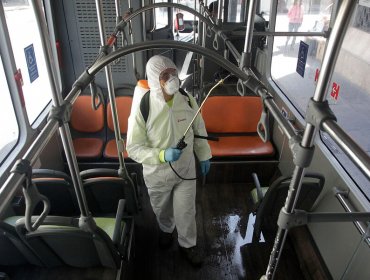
{"left": 80, "top": 168, "right": 139, "bottom": 215}
{"left": 15, "top": 216, "right": 121, "bottom": 268}
{"left": 32, "top": 169, "right": 79, "bottom": 216}
{"left": 202, "top": 96, "right": 262, "bottom": 133}
{"left": 107, "top": 96, "right": 133, "bottom": 134}
{"left": 254, "top": 173, "right": 325, "bottom": 241}
{"left": 0, "top": 217, "right": 42, "bottom": 266}
{"left": 70, "top": 95, "right": 105, "bottom": 133}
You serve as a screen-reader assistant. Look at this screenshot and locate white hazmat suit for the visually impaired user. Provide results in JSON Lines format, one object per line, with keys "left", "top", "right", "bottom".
{"left": 126, "top": 55, "right": 211, "bottom": 248}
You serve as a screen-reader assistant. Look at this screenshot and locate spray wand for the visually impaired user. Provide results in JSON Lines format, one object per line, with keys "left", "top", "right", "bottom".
{"left": 175, "top": 74, "right": 232, "bottom": 150}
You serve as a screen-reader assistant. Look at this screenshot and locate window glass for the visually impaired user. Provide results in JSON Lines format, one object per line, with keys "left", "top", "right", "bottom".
{"left": 4, "top": 0, "right": 52, "bottom": 124}
{"left": 259, "top": 0, "right": 271, "bottom": 21}
{"left": 227, "top": 0, "right": 244, "bottom": 23}
{"left": 177, "top": 0, "right": 199, "bottom": 20}
{"left": 320, "top": 4, "right": 370, "bottom": 199}
{"left": 175, "top": 0, "right": 199, "bottom": 37}
{"left": 271, "top": 0, "right": 332, "bottom": 114}
{"left": 0, "top": 56, "right": 19, "bottom": 164}
{"left": 155, "top": 0, "right": 169, "bottom": 29}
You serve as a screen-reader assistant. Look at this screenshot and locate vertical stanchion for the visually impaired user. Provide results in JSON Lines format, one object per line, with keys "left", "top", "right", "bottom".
{"left": 30, "top": 0, "right": 91, "bottom": 218}
{"left": 240, "top": 0, "right": 257, "bottom": 69}
{"left": 263, "top": 1, "right": 357, "bottom": 279}
{"left": 95, "top": 0, "right": 131, "bottom": 180}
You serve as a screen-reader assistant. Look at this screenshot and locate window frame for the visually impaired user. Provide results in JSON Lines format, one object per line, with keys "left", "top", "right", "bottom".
{"left": 264, "top": 0, "right": 370, "bottom": 201}
{"left": 0, "top": 0, "right": 61, "bottom": 185}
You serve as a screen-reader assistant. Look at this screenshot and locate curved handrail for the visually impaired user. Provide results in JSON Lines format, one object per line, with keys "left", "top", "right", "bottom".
{"left": 88, "top": 40, "right": 251, "bottom": 86}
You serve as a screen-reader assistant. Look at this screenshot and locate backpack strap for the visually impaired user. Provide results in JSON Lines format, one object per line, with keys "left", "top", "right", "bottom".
{"left": 140, "top": 88, "right": 192, "bottom": 123}
{"left": 139, "top": 90, "right": 151, "bottom": 123}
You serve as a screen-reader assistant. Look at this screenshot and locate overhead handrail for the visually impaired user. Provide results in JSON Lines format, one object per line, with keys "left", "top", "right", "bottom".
{"left": 257, "top": 106, "right": 270, "bottom": 143}
{"left": 89, "top": 80, "right": 104, "bottom": 110}
{"left": 10, "top": 159, "right": 50, "bottom": 232}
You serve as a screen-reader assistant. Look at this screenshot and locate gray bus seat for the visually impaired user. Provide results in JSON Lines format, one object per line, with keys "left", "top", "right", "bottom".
{"left": 250, "top": 172, "right": 325, "bottom": 242}
{"left": 32, "top": 169, "right": 79, "bottom": 216}
{"left": 15, "top": 199, "right": 134, "bottom": 268}
{"left": 80, "top": 168, "right": 140, "bottom": 215}
{"left": 0, "top": 216, "right": 42, "bottom": 266}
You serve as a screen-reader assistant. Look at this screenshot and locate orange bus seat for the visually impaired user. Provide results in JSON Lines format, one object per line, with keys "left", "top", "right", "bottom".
{"left": 70, "top": 95, "right": 105, "bottom": 159}
{"left": 202, "top": 96, "right": 274, "bottom": 157}
{"left": 104, "top": 96, "right": 132, "bottom": 159}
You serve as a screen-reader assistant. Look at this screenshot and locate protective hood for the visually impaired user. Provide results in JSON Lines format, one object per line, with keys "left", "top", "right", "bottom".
{"left": 146, "top": 55, "right": 178, "bottom": 100}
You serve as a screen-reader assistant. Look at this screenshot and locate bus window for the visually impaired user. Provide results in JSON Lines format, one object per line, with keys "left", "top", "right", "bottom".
{"left": 4, "top": 0, "right": 53, "bottom": 125}
{"left": 177, "top": 1, "right": 199, "bottom": 23}
{"left": 175, "top": 0, "right": 199, "bottom": 36}
{"left": 0, "top": 56, "right": 19, "bottom": 165}
{"left": 227, "top": 0, "right": 245, "bottom": 23}
{"left": 271, "top": 0, "right": 333, "bottom": 114}
{"left": 154, "top": 0, "right": 169, "bottom": 29}
{"left": 321, "top": 4, "right": 370, "bottom": 200}
{"left": 259, "top": 0, "right": 272, "bottom": 21}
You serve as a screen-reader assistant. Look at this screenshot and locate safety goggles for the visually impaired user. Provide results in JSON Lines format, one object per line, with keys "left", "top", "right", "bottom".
{"left": 159, "top": 68, "right": 178, "bottom": 82}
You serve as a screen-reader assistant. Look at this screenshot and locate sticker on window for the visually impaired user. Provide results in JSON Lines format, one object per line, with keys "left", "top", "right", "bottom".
{"left": 330, "top": 82, "right": 340, "bottom": 101}
{"left": 296, "top": 41, "right": 309, "bottom": 78}
{"left": 24, "top": 44, "right": 39, "bottom": 83}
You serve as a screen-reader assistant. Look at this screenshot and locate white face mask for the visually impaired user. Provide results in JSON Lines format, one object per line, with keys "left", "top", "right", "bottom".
{"left": 163, "top": 75, "right": 179, "bottom": 95}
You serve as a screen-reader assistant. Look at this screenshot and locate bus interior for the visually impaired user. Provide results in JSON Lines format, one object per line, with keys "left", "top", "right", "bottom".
{"left": 0, "top": 0, "right": 370, "bottom": 279}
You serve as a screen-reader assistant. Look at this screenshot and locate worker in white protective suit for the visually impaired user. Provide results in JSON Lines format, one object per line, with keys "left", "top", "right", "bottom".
{"left": 126, "top": 55, "right": 212, "bottom": 266}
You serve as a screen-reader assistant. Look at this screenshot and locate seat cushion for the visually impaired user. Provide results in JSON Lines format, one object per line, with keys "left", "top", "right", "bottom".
{"left": 4, "top": 216, "right": 23, "bottom": 227}
{"left": 202, "top": 96, "right": 262, "bottom": 133}
{"left": 94, "top": 218, "right": 117, "bottom": 240}
{"left": 70, "top": 96, "right": 104, "bottom": 133}
{"left": 208, "top": 136, "right": 274, "bottom": 157}
{"left": 73, "top": 138, "right": 104, "bottom": 158}
{"left": 107, "top": 96, "right": 132, "bottom": 133}
{"left": 104, "top": 139, "right": 129, "bottom": 159}
{"left": 250, "top": 187, "right": 269, "bottom": 204}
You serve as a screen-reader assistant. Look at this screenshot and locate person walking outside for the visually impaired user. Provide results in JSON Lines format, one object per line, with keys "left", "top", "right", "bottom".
{"left": 285, "top": 0, "right": 304, "bottom": 50}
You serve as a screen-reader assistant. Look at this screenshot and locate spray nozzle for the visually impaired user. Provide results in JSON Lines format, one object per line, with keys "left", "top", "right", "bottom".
{"left": 176, "top": 136, "right": 187, "bottom": 150}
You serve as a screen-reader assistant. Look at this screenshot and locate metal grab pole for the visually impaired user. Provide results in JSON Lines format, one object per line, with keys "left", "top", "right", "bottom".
{"left": 217, "top": 0, "right": 223, "bottom": 23}
{"left": 239, "top": 0, "right": 257, "bottom": 69}
{"left": 128, "top": 0, "right": 139, "bottom": 80}
{"left": 263, "top": 1, "right": 357, "bottom": 279}
{"left": 244, "top": 0, "right": 257, "bottom": 54}
{"left": 30, "top": 0, "right": 91, "bottom": 217}
{"left": 95, "top": 0, "right": 129, "bottom": 178}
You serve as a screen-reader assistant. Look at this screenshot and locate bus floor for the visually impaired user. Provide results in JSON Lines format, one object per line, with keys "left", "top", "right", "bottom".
{"left": 0, "top": 182, "right": 307, "bottom": 280}
{"left": 133, "top": 180, "right": 305, "bottom": 280}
